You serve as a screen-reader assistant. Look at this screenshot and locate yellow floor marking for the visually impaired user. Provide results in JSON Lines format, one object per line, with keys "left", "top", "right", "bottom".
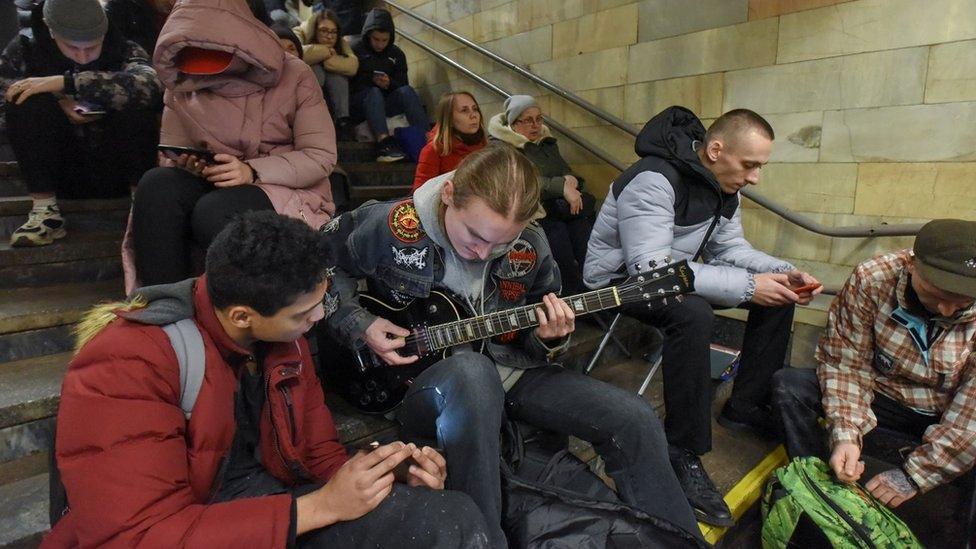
{"left": 698, "top": 445, "right": 789, "bottom": 544}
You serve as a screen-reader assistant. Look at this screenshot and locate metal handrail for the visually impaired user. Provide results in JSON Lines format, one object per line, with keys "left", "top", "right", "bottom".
{"left": 396, "top": 33, "right": 627, "bottom": 173}
{"left": 387, "top": 0, "right": 924, "bottom": 238}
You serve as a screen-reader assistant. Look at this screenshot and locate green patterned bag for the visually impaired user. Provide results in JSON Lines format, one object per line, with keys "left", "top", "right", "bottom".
{"left": 761, "top": 456, "right": 923, "bottom": 549}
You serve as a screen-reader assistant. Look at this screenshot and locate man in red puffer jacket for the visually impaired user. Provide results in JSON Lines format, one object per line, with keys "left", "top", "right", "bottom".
{"left": 44, "top": 211, "right": 488, "bottom": 548}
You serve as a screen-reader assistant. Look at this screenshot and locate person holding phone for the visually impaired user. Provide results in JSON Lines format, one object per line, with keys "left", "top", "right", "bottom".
{"left": 585, "top": 106, "right": 822, "bottom": 527}
{"left": 49, "top": 212, "right": 489, "bottom": 548}
{"left": 0, "top": 0, "right": 162, "bottom": 247}
{"left": 349, "top": 8, "right": 427, "bottom": 162}
{"left": 127, "top": 0, "right": 338, "bottom": 291}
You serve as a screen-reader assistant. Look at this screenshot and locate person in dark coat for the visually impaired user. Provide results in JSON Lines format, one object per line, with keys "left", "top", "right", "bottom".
{"left": 348, "top": 8, "right": 427, "bottom": 162}
{"left": 104, "top": 0, "right": 174, "bottom": 55}
{"left": 488, "top": 95, "right": 595, "bottom": 296}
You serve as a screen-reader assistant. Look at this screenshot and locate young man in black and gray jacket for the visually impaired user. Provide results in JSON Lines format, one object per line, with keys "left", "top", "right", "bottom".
{"left": 585, "top": 106, "right": 822, "bottom": 527}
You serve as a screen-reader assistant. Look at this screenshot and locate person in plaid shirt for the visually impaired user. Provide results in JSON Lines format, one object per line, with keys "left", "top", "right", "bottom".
{"left": 772, "top": 219, "right": 976, "bottom": 508}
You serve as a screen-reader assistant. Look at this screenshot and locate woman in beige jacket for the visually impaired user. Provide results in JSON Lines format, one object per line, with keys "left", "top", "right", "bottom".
{"left": 295, "top": 8, "right": 357, "bottom": 132}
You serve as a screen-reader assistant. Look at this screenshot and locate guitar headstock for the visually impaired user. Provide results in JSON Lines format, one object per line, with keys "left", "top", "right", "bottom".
{"left": 614, "top": 258, "right": 696, "bottom": 310}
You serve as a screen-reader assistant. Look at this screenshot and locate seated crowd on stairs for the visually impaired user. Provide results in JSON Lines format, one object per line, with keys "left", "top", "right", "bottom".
{"left": 2, "top": 0, "right": 976, "bottom": 547}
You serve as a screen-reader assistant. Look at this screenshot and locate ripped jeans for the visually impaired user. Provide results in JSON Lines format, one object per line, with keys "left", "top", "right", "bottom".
{"left": 396, "top": 352, "right": 702, "bottom": 547}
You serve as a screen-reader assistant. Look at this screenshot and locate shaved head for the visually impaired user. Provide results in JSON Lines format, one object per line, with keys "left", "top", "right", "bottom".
{"left": 705, "top": 109, "right": 774, "bottom": 150}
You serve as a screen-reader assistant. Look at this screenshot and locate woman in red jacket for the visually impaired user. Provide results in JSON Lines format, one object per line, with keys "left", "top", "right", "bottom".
{"left": 411, "top": 91, "right": 486, "bottom": 190}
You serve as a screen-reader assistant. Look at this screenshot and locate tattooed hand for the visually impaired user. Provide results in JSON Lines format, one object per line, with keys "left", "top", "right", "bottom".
{"left": 865, "top": 468, "right": 918, "bottom": 508}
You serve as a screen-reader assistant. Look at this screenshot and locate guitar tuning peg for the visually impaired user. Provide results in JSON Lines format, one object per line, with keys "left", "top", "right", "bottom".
{"left": 634, "top": 263, "right": 643, "bottom": 272}
{"left": 648, "top": 259, "right": 657, "bottom": 268}
{"left": 664, "top": 256, "right": 673, "bottom": 264}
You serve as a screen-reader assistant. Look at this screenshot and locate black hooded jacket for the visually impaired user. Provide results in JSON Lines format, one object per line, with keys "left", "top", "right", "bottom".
{"left": 618, "top": 105, "right": 737, "bottom": 227}
{"left": 349, "top": 8, "right": 409, "bottom": 96}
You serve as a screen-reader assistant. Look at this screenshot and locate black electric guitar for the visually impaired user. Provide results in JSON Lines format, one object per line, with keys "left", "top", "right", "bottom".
{"left": 325, "top": 259, "right": 695, "bottom": 414}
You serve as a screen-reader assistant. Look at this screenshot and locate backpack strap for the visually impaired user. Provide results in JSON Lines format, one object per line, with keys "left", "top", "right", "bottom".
{"left": 162, "top": 318, "right": 206, "bottom": 419}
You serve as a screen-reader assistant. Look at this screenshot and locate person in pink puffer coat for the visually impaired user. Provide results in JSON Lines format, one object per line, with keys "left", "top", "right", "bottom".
{"left": 124, "top": 0, "right": 336, "bottom": 292}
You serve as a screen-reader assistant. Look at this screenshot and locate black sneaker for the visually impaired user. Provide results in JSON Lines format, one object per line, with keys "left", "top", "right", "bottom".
{"left": 375, "top": 136, "right": 405, "bottom": 162}
{"left": 669, "top": 446, "right": 735, "bottom": 527}
{"left": 717, "top": 399, "right": 779, "bottom": 439}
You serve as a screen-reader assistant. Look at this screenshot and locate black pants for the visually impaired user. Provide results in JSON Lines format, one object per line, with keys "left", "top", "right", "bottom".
{"left": 771, "top": 367, "right": 939, "bottom": 461}
{"left": 131, "top": 167, "right": 274, "bottom": 286}
{"left": 625, "top": 294, "right": 795, "bottom": 455}
{"left": 293, "top": 483, "right": 490, "bottom": 548}
{"left": 539, "top": 215, "right": 593, "bottom": 296}
{"left": 5, "top": 93, "right": 157, "bottom": 197}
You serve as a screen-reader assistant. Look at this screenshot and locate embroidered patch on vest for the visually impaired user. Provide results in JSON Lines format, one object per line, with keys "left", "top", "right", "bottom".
{"left": 873, "top": 348, "right": 896, "bottom": 375}
{"left": 499, "top": 279, "right": 527, "bottom": 302}
{"left": 507, "top": 238, "right": 537, "bottom": 277}
{"left": 389, "top": 200, "right": 424, "bottom": 243}
{"left": 391, "top": 245, "right": 428, "bottom": 270}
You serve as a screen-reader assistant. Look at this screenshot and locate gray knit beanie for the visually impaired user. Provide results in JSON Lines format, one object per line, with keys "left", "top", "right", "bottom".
{"left": 504, "top": 95, "right": 538, "bottom": 126}
{"left": 43, "top": 0, "right": 108, "bottom": 42}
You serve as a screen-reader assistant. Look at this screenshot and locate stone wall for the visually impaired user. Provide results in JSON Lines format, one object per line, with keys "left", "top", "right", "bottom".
{"left": 390, "top": 0, "right": 976, "bottom": 287}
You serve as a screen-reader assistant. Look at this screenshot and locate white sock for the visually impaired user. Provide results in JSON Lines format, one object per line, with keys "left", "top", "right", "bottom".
{"left": 32, "top": 196, "right": 58, "bottom": 212}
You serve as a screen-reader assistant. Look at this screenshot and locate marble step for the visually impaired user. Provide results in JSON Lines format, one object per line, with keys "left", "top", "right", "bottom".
{"left": 0, "top": 232, "right": 122, "bottom": 288}
{"left": 0, "top": 196, "right": 129, "bottom": 240}
{"left": 0, "top": 280, "right": 123, "bottom": 364}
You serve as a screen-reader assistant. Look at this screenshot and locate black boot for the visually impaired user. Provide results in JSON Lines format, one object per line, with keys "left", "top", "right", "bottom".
{"left": 669, "top": 446, "right": 735, "bottom": 527}
{"left": 718, "top": 399, "right": 779, "bottom": 439}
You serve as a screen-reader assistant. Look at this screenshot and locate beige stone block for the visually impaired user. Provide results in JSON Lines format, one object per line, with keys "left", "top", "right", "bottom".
{"left": 572, "top": 125, "right": 640, "bottom": 166}
{"left": 481, "top": 0, "right": 510, "bottom": 8}
{"left": 758, "top": 111, "right": 824, "bottom": 163}
{"left": 638, "top": 0, "right": 748, "bottom": 42}
{"left": 623, "top": 73, "right": 724, "bottom": 124}
{"left": 748, "top": 0, "right": 851, "bottom": 19}
{"left": 725, "top": 48, "right": 927, "bottom": 115}
{"left": 447, "top": 46, "right": 494, "bottom": 75}
{"left": 741, "top": 208, "right": 834, "bottom": 262}
{"left": 628, "top": 18, "right": 778, "bottom": 83}
{"left": 581, "top": 0, "right": 636, "bottom": 12}
{"left": 854, "top": 163, "right": 976, "bottom": 220}
{"left": 481, "top": 68, "right": 548, "bottom": 97}
{"left": 517, "top": 0, "right": 584, "bottom": 30}
{"left": 531, "top": 47, "right": 629, "bottom": 91}
{"left": 828, "top": 214, "right": 928, "bottom": 267}
{"left": 778, "top": 0, "right": 976, "bottom": 64}
{"left": 547, "top": 86, "right": 626, "bottom": 129}
{"left": 484, "top": 26, "right": 552, "bottom": 66}
{"left": 743, "top": 163, "right": 857, "bottom": 214}
{"left": 570, "top": 163, "right": 622, "bottom": 200}
{"left": 434, "top": 0, "right": 481, "bottom": 23}
{"left": 393, "top": 2, "right": 436, "bottom": 36}
{"left": 552, "top": 4, "right": 638, "bottom": 58}
{"left": 821, "top": 103, "right": 976, "bottom": 163}
{"left": 926, "top": 40, "right": 976, "bottom": 104}
{"left": 473, "top": 3, "right": 521, "bottom": 42}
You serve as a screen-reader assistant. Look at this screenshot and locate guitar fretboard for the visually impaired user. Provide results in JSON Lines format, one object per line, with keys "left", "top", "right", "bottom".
{"left": 425, "top": 287, "right": 621, "bottom": 351}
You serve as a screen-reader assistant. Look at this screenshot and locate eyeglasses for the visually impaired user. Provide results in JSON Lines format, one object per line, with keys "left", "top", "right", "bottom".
{"left": 317, "top": 28, "right": 339, "bottom": 36}
{"left": 514, "top": 116, "right": 544, "bottom": 127}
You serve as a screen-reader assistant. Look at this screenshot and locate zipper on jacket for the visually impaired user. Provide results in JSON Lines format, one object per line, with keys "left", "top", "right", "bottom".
{"left": 799, "top": 468, "right": 877, "bottom": 549}
{"left": 280, "top": 385, "right": 299, "bottom": 446}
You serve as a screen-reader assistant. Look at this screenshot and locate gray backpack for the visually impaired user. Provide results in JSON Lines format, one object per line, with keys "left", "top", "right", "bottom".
{"left": 49, "top": 318, "right": 206, "bottom": 525}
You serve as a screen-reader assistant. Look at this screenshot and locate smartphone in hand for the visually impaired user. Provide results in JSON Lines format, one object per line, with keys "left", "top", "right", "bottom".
{"left": 791, "top": 282, "right": 822, "bottom": 294}
{"left": 73, "top": 102, "right": 106, "bottom": 116}
{"left": 158, "top": 144, "right": 217, "bottom": 164}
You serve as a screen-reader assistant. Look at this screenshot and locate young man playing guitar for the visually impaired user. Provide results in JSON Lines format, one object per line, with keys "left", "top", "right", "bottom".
{"left": 321, "top": 143, "right": 704, "bottom": 548}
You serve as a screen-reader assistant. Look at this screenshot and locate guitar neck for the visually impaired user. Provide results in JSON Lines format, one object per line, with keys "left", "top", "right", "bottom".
{"left": 426, "top": 287, "right": 622, "bottom": 351}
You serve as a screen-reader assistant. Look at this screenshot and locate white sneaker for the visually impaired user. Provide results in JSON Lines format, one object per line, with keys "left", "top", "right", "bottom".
{"left": 10, "top": 205, "right": 66, "bottom": 247}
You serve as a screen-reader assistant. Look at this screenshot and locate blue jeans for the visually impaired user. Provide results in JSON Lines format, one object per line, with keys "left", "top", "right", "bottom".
{"left": 396, "top": 352, "right": 703, "bottom": 547}
{"left": 352, "top": 85, "right": 427, "bottom": 138}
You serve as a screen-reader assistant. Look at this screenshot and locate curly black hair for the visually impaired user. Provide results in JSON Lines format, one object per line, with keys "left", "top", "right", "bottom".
{"left": 206, "top": 211, "right": 334, "bottom": 316}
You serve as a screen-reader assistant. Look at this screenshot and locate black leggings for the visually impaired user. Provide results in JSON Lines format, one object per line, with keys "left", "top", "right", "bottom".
{"left": 5, "top": 93, "right": 158, "bottom": 197}
{"left": 131, "top": 167, "right": 274, "bottom": 286}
